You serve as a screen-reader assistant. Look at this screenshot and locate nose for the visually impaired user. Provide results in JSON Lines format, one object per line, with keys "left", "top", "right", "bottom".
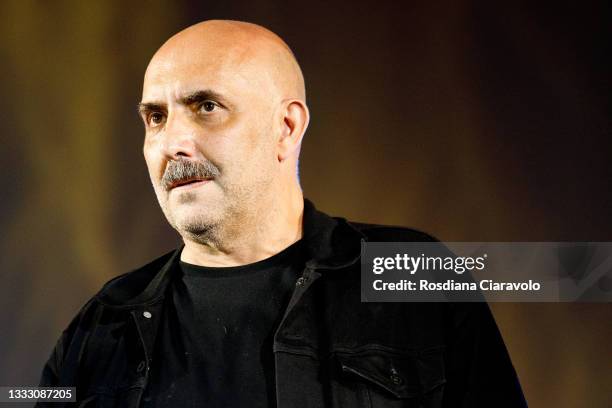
{"left": 161, "top": 109, "right": 199, "bottom": 160}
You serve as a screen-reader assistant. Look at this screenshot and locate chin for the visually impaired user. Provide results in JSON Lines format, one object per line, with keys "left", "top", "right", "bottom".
{"left": 169, "top": 203, "right": 220, "bottom": 230}
{"left": 174, "top": 206, "right": 218, "bottom": 225}
{"left": 177, "top": 215, "right": 222, "bottom": 245}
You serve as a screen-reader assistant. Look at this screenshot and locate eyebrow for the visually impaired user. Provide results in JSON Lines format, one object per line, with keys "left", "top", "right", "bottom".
{"left": 137, "top": 89, "right": 228, "bottom": 116}
{"left": 181, "top": 90, "right": 227, "bottom": 106}
{"left": 136, "top": 102, "right": 164, "bottom": 116}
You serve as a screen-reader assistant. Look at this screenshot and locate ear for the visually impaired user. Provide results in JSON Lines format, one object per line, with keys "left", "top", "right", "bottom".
{"left": 277, "top": 99, "right": 309, "bottom": 162}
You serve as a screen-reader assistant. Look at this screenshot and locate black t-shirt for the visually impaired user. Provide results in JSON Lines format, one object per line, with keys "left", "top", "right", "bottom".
{"left": 141, "top": 239, "right": 306, "bottom": 408}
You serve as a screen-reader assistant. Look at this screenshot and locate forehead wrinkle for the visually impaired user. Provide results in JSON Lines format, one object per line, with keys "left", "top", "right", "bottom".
{"left": 143, "top": 21, "right": 305, "bottom": 103}
{"left": 147, "top": 57, "right": 278, "bottom": 118}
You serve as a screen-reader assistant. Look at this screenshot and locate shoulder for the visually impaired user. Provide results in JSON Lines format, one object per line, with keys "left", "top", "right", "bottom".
{"left": 347, "top": 220, "right": 439, "bottom": 243}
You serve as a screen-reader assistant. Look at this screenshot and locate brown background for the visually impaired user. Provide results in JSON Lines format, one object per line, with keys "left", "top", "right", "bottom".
{"left": 1, "top": 1, "right": 610, "bottom": 407}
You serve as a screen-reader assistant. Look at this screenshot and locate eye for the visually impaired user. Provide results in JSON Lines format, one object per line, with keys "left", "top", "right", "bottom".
{"left": 147, "top": 112, "right": 166, "bottom": 127}
{"left": 199, "top": 101, "right": 218, "bottom": 113}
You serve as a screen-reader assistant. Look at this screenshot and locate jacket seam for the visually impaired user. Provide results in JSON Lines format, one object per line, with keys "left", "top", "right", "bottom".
{"left": 94, "top": 295, "right": 166, "bottom": 309}
{"left": 273, "top": 343, "right": 320, "bottom": 359}
{"left": 332, "top": 344, "right": 446, "bottom": 357}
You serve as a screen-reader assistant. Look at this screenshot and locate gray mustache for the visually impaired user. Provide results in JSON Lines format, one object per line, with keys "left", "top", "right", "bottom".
{"left": 162, "top": 158, "right": 220, "bottom": 190}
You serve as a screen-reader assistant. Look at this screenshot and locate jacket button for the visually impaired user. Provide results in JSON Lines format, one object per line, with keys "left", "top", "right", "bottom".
{"left": 136, "top": 361, "right": 146, "bottom": 373}
{"left": 143, "top": 311, "right": 152, "bottom": 319}
{"left": 296, "top": 277, "right": 305, "bottom": 286}
{"left": 390, "top": 368, "right": 403, "bottom": 385}
{"left": 390, "top": 374, "right": 402, "bottom": 385}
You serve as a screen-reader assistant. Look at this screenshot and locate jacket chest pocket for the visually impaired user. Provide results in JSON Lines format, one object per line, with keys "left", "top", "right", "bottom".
{"left": 331, "top": 347, "right": 446, "bottom": 408}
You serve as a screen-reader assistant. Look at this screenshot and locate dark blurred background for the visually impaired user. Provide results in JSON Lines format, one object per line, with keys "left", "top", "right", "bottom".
{"left": 1, "top": 1, "right": 610, "bottom": 407}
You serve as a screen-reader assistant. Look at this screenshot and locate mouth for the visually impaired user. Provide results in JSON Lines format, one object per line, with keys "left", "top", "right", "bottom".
{"left": 168, "top": 178, "right": 212, "bottom": 191}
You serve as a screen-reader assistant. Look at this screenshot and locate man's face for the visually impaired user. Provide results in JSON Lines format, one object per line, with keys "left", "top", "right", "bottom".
{"left": 139, "top": 43, "right": 279, "bottom": 240}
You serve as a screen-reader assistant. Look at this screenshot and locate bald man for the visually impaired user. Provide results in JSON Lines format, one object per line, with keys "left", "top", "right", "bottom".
{"left": 38, "top": 20, "right": 526, "bottom": 408}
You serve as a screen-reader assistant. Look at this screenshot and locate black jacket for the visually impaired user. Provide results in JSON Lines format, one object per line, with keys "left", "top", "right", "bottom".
{"left": 38, "top": 199, "right": 527, "bottom": 407}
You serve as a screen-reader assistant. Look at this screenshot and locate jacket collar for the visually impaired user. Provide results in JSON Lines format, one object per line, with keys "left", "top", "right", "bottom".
{"left": 301, "top": 198, "right": 365, "bottom": 270}
{"left": 96, "top": 198, "right": 366, "bottom": 307}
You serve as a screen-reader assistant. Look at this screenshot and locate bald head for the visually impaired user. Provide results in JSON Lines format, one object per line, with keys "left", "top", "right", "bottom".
{"left": 145, "top": 20, "right": 305, "bottom": 102}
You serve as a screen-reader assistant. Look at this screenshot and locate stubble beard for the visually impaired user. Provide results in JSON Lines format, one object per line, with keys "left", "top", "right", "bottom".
{"left": 157, "top": 160, "right": 276, "bottom": 250}
{"left": 161, "top": 191, "right": 226, "bottom": 247}
{"left": 159, "top": 184, "right": 256, "bottom": 249}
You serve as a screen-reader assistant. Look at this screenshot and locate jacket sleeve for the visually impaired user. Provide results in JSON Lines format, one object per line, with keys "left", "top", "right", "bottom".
{"left": 38, "top": 298, "right": 97, "bottom": 387}
{"left": 442, "top": 302, "right": 528, "bottom": 407}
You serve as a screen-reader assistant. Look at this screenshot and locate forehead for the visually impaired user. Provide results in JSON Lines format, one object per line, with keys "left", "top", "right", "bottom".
{"left": 141, "top": 43, "right": 266, "bottom": 104}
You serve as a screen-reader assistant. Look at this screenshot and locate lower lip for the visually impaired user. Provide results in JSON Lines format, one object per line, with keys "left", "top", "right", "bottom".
{"left": 171, "top": 180, "right": 211, "bottom": 191}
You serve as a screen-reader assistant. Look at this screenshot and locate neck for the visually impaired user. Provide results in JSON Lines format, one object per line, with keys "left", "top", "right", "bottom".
{"left": 180, "top": 186, "right": 304, "bottom": 267}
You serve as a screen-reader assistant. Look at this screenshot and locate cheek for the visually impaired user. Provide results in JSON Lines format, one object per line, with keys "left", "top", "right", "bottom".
{"left": 143, "top": 143, "right": 165, "bottom": 179}
{"left": 232, "top": 141, "right": 277, "bottom": 186}
{"left": 220, "top": 132, "right": 272, "bottom": 175}
{"left": 199, "top": 111, "right": 277, "bottom": 178}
